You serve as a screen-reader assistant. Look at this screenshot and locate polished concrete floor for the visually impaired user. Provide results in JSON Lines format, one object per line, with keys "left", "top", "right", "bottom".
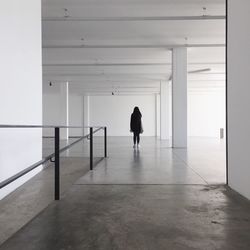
{"left": 0, "top": 136, "right": 104, "bottom": 245}
{"left": 77, "top": 136, "right": 226, "bottom": 185}
{"left": 2, "top": 185, "right": 250, "bottom": 250}
{"left": 2, "top": 137, "right": 247, "bottom": 250}
{"left": 0, "top": 157, "right": 101, "bottom": 245}
{"left": 43, "top": 136, "right": 226, "bottom": 186}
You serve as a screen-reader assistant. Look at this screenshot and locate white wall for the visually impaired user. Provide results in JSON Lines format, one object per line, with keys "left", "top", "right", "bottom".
{"left": 89, "top": 95, "right": 156, "bottom": 136}
{"left": 172, "top": 48, "right": 187, "bottom": 147}
{"left": 0, "top": 0, "right": 42, "bottom": 199}
{"left": 228, "top": 0, "right": 250, "bottom": 199}
{"left": 43, "top": 93, "right": 60, "bottom": 136}
{"left": 43, "top": 92, "right": 84, "bottom": 137}
{"left": 188, "top": 88, "right": 225, "bottom": 137}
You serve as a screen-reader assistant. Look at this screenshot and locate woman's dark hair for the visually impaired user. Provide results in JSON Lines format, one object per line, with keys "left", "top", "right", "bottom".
{"left": 133, "top": 106, "right": 142, "bottom": 117}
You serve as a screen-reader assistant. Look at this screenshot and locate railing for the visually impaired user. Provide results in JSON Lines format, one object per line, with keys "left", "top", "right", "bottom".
{"left": 0, "top": 125, "right": 107, "bottom": 200}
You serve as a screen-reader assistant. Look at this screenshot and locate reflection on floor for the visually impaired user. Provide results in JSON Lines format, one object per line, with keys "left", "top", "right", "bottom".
{"left": 42, "top": 136, "right": 226, "bottom": 184}
{"left": 77, "top": 136, "right": 226, "bottom": 185}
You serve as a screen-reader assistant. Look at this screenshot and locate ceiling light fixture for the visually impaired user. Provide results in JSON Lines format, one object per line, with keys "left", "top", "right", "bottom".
{"left": 63, "top": 8, "right": 70, "bottom": 18}
{"left": 80, "top": 37, "right": 85, "bottom": 46}
{"left": 202, "top": 7, "right": 207, "bottom": 16}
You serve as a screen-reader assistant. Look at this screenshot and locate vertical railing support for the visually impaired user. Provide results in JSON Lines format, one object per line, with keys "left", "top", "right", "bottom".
{"left": 55, "top": 127, "right": 60, "bottom": 200}
{"left": 90, "top": 127, "right": 93, "bottom": 170}
{"left": 104, "top": 127, "right": 107, "bottom": 158}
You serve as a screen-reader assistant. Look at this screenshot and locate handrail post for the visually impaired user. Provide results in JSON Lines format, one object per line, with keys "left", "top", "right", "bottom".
{"left": 55, "top": 127, "right": 60, "bottom": 200}
{"left": 104, "top": 127, "right": 107, "bottom": 158}
{"left": 90, "top": 127, "right": 93, "bottom": 170}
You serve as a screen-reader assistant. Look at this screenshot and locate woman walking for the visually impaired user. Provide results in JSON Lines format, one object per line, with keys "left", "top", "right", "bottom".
{"left": 130, "top": 107, "right": 143, "bottom": 148}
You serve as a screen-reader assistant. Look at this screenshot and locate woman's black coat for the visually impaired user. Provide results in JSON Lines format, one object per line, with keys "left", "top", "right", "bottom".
{"left": 130, "top": 112, "right": 142, "bottom": 134}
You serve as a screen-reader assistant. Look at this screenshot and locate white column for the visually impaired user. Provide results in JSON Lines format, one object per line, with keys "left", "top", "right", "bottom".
{"left": 172, "top": 48, "right": 187, "bottom": 148}
{"left": 155, "top": 94, "right": 160, "bottom": 137}
{"left": 168, "top": 81, "right": 173, "bottom": 146}
{"left": 60, "top": 82, "right": 69, "bottom": 140}
{"left": 156, "top": 94, "right": 161, "bottom": 137}
{"left": 83, "top": 95, "right": 90, "bottom": 135}
{"left": 160, "top": 81, "right": 169, "bottom": 140}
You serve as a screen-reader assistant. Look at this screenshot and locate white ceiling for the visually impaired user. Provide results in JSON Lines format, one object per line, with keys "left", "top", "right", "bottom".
{"left": 42, "top": 0, "right": 226, "bottom": 95}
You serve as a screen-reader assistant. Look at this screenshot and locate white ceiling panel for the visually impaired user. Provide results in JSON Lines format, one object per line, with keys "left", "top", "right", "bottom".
{"left": 42, "top": 0, "right": 226, "bottom": 94}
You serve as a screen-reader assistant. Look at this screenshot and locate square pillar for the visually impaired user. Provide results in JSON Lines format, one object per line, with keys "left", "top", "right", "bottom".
{"left": 172, "top": 48, "right": 187, "bottom": 148}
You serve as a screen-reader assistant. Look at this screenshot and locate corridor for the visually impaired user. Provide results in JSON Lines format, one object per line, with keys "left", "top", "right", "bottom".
{"left": 1, "top": 0, "right": 250, "bottom": 249}
{"left": 2, "top": 137, "right": 249, "bottom": 250}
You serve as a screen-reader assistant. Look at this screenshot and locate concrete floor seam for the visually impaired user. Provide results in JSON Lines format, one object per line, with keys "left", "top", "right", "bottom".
{"left": 172, "top": 150, "right": 210, "bottom": 185}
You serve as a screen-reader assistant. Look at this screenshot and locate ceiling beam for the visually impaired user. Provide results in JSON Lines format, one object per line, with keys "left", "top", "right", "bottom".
{"left": 43, "top": 73, "right": 169, "bottom": 76}
{"left": 43, "top": 77, "right": 165, "bottom": 82}
{"left": 43, "top": 62, "right": 225, "bottom": 67}
{"left": 44, "top": 78, "right": 162, "bottom": 83}
{"left": 71, "top": 90, "right": 159, "bottom": 92}
{"left": 42, "top": 15, "right": 225, "bottom": 22}
{"left": 71, "top": 93, "right": 160, "bottom": 96}
{"left": 70, "top": 91, "right": 160, "bottom": 94}
{"left": 43, "top": 72, "right": 224, "bottom": 76}
{"left": 45, "top": 83, "right": 163, "bottom": 86}
{"left": 43, "top": 44, "right": 225, "bottom": 49}
{"left": 72, "top": 93, "right": 160, "bottom": 96}
{"left": 71, "top": 87, "right": 160, "bottom": 90}
{"left": 44, "top": 63, "right": 172, "bottom": 67}
{"left": 188, "top": 79, "right": 225, "bottom": 81}
{"left": 44, "top": 81, "right": 161, "bottom": 85}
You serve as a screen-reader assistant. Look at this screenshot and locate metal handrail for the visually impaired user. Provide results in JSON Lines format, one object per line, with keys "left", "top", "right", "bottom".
{"left": 0, "top": 125, "right": 107, "bottom": 200}
{"left": 87, "top": 127, "right": 104, "bottom": 139}
{"left": 0, "top": 125, "right": 103, "bottom": 128}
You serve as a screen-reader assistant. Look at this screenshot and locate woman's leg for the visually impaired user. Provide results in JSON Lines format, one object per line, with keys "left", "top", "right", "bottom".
{"left": 133, "top": 133, "right": 136, "bottom": 145}
{"left": 137, "top": 133, "right": 140, "bottom": 144}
